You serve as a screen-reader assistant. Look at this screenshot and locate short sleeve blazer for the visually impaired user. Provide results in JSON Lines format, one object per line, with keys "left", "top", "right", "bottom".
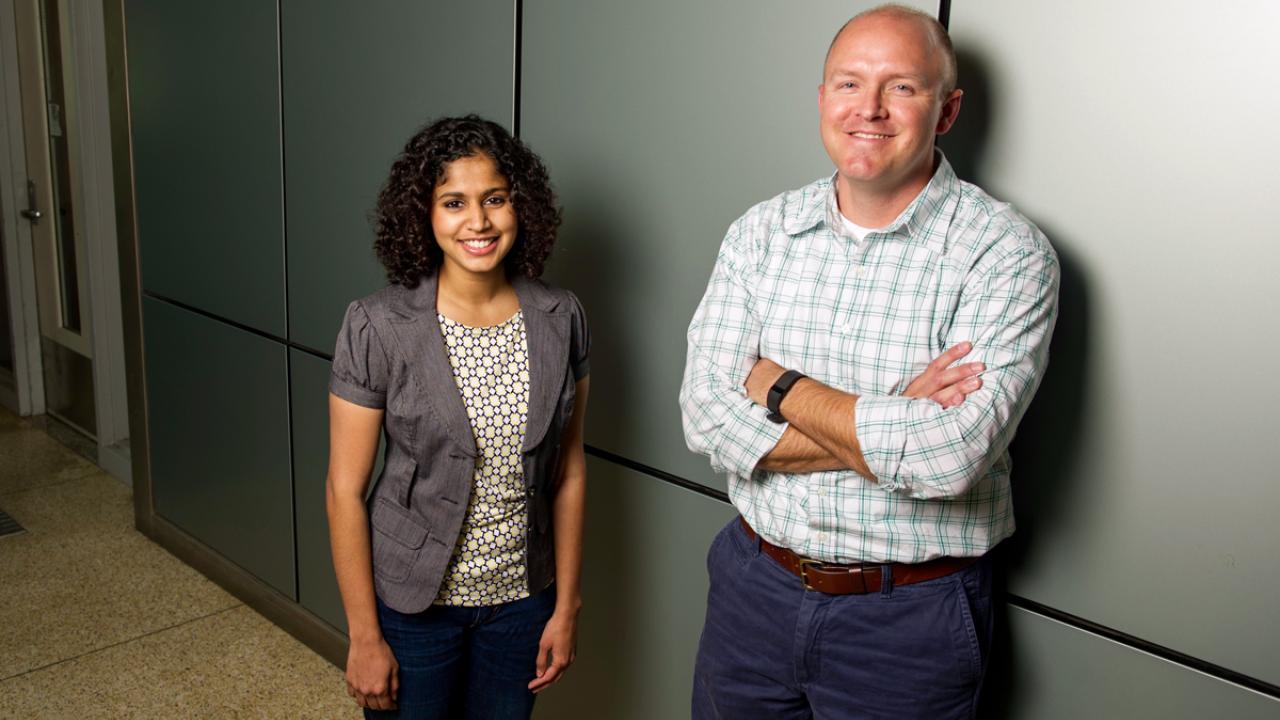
{"left": 329, "top": 272, "right": 590, "bottom": 612}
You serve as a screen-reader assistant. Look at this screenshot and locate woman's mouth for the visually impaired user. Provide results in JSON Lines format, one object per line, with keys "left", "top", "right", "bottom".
{"left": 460, "top": 237, "right": 499, "bottom": 255}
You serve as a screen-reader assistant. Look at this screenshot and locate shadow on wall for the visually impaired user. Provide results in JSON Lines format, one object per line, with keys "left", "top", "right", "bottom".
{"left": 941, "top": 47, "right": 1094, "bottom": 719}
{"left": 540, "top": 167, "right": 649, "bottom": 706}
{"left": 547, "top": 163, "right": 648, "bottom": 460}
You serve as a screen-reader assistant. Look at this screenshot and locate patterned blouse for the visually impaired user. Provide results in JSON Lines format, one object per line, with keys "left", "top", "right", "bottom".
{"left": 433, "top": 310, "right": 531, "bottom": 606}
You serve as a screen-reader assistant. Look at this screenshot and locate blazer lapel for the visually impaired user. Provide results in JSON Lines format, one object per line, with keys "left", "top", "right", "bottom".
{"left": 515, "top": 276, "right": 570, "bottom": 452}
{"left": 384, "top": 274, "right": 478, "bottom": 458}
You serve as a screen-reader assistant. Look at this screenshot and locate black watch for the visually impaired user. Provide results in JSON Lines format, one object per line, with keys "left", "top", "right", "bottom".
{"left": 766, "top": 370, "right": 807, "bottom": 423}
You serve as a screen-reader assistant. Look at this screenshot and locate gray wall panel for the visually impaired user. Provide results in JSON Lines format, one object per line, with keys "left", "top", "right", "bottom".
{"left": 126, "top": 1, "right": 285, "bottom": 335}
{"left": 289, "top": 350, "right": 345, "bottom": 631}
{"left": 522, "top": 0, "right": 933, "bottom": 492}
{"left": 281, "top": 0, "right": 515, "bottom": 352}
{"left": 534, "top": 457, "right": 736, "bottom": 719}
{"left": 946, "top": 1, "right": 1280, "bottom": 685}
{"left": 988, "top": 607, "right": 1280, "bottom": 720}
{"left": 143, "top": 297, "right": 294, "bottom": 595}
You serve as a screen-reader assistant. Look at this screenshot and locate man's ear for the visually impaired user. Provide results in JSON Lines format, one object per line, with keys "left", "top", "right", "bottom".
{"left": 935, "top": 89, "right": 964, "bottom": 135}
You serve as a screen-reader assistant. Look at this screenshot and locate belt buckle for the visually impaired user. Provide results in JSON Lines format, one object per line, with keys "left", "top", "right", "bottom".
{"left": 798, "top": 558, "right": 822, "bottom": 591}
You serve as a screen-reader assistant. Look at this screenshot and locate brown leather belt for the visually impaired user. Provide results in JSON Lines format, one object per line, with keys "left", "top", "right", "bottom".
{"left": 740, "top": 517, "right": 977, "bottom": 595}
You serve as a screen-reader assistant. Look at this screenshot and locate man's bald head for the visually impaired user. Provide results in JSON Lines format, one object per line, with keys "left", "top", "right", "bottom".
{"left": 824, "top": 4, "right": 957, "bottom": 95}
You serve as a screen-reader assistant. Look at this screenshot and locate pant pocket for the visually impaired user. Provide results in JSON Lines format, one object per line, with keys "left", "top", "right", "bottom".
{"left": 950, "top": 577, "right": 985, "bottom": 685}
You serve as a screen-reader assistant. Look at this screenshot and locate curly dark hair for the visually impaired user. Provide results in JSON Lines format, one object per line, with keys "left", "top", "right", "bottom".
{"left": 373, "top": 115, "right": 561, "bottom": 286}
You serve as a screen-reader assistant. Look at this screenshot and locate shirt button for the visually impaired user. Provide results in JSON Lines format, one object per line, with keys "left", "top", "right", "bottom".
{"left": 526, "top": 486, "right": 536, "bottom": 498}
{"left": 855, "top": 265, "right": 868, "bottom": 278}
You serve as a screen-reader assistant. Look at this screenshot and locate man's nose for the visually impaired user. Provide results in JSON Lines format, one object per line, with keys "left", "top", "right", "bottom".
{"left": 855, "top": 90, "right": 887, "bottom": 120}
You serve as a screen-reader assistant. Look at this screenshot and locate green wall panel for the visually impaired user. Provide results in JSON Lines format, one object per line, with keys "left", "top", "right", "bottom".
{"left": 143, "top": 297, "right": 294, "bottom": 596}
{"left": 126, "top": 1, "right": 286, "bottom": 335}
{"left": 521, "top": 0, "right": 932, "bottom": 492}
{"left": 281, "top": 0, "right": 515, "bottom": 353}
{"left": 946, "top": 0, "right": 1280, "bottom": 687}
{"left": 986, "top": 607, "right": 1280, "bottom": 719}
{"left": 534, "top": 457, "right": 736, "bottom": 719}
{"left": 289, "top": 350, "right": 345, "bottom": 631}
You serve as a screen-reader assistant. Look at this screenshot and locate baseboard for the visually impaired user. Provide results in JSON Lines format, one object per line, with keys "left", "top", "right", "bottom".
{"left": 0, "top": 369, "right": 17, "bottom": 414}
{"left": 96, "top": 440, "right": 132, "bottom": 486}
{"left": 143, "top": 514, "right": 349, "bottom": 668}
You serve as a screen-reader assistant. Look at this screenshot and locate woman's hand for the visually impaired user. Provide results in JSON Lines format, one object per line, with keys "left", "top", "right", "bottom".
{"left": 346, "top": 635, "right": 399, "bottom": 711}
{"left": 528, "top": 610, "right": 578, "bottom": 693}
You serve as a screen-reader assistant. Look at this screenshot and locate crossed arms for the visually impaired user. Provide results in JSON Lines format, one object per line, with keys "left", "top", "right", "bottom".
{"left": 679, "top": 224, "right": 1059, "bottom": 500}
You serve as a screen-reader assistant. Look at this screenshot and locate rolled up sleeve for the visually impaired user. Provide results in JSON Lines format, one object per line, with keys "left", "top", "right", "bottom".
{"left": 855, "top": 245, "right": 1060, "bottom": 498}
{"left": 680, "top": 221, "right": 787, "bottom": 478}
{"left": 330, "top": 301, "right": 389, "bottom": 409}
{"left": 566, "top": 290, "right": 592, "bottom": 381}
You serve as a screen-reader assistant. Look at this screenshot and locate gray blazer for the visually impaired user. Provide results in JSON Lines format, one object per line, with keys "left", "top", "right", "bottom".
{"left": 330, "top": 273, "right": 590, "bottom": 613}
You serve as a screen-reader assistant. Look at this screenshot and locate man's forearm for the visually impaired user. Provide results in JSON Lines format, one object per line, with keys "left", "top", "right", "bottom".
{"left": 756, "top": 425, "right": 850, "bottom": 473}
{"left": 776, "top": 379, "right": 876, "bottom": 480}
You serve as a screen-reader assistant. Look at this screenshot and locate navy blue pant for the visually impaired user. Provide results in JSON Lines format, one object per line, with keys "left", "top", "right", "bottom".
{"left": 693, "top": 519, "right": 994, "bottom": 720}
{"left": 366, "top": 586, "right": 556, "bottom": 720}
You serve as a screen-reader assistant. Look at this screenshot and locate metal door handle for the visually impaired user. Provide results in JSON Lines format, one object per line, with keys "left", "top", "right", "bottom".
{"left": 21, "top": 179, "right": 41, "bottom": 224}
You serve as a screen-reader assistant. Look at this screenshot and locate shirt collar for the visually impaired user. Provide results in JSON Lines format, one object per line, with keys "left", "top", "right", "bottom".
{"left": 783, "top": 150, "right": 960, "bottom": 246}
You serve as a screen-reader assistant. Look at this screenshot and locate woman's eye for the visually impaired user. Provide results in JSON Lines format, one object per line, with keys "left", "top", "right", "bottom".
{"left": 485, "top": 196, "right": 506, "bottom": 206}
{"left": 443, "top": 200, "right": 463, "bottom": 209}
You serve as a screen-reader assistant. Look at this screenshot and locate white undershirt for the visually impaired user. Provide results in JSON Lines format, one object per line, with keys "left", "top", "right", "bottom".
{"left": 839, "top": 212, "right": 882, "bottom": 242}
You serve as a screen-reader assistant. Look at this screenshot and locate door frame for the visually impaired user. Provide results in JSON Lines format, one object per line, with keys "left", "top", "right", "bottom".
{"left": 0, "top": 0, "right": 131, "bottom": 482}
{"left": 0, "top": 0, "right": 46, "bottom": 417}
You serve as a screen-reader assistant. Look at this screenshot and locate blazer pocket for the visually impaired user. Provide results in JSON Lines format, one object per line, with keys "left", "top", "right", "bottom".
{"left": 370, "top": 497, "right": 430, "bottom": 583}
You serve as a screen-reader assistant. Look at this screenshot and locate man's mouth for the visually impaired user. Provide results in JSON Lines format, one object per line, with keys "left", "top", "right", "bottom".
{"left": 848, "top": 131, "right": 892, "bottom": 140}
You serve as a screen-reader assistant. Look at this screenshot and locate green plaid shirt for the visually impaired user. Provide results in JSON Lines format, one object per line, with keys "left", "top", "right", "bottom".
{"left": 680, "top": 154, "right": 1059, "bottom": 563}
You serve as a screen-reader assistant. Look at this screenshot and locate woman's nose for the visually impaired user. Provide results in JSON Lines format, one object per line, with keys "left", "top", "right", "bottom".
{"left": 467, "top": 204, "right": 490, "bottom": 230}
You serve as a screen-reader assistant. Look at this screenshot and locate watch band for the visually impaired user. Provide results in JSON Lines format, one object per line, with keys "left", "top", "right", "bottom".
{"left": 766, "top": 370, "right": 807, "bottom": 423}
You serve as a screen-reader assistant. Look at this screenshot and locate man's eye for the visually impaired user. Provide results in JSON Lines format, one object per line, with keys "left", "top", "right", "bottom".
{"left": 840, "top": 81, "right": 856, "bottom": 90}
{"left": 892, "top": 84, "right": 915, "bottom": 94}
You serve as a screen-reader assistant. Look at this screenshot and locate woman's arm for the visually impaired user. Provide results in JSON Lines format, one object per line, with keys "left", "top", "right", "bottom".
{"left": 529, "top": 377, "right": 589, "bottom": 693}
{"left": 326, "top": 393, "right": 398, "bottom": 712}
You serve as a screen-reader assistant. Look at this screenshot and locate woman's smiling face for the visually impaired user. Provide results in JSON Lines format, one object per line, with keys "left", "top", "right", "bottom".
{"left": 430, "top": 153, "right": 518, "bottom": 280}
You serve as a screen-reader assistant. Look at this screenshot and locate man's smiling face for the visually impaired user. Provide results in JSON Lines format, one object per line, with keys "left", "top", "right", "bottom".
{"left": 819, "top": 11, "right": 961, "bottom": 198}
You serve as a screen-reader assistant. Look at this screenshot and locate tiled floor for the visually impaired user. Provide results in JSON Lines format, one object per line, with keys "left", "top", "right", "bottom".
{"left": 0, "top": 407, "right": 354, "bottom": 718}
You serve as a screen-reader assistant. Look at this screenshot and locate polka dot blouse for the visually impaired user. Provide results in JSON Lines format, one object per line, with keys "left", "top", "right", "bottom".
{"left": 433, "top": 310, "right": 533, "bottom": 606}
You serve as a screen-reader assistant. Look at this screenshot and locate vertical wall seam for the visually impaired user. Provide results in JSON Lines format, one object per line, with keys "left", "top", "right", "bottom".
{"left": 276, "top": 0, "right": 300, "bottom": 602}
{"left": 512, "top": 0, "right": 522, "bottom": 136}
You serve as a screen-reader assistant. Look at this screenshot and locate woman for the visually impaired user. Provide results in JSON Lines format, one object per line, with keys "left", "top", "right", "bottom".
{"left": 326, "top": 115, "right": 589, "bottom": 719}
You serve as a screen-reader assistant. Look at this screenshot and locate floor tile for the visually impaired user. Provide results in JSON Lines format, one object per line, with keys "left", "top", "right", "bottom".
{"left": 0, "top": 474, "right": 238, "bottom": 679}
{"left": 0, "top": 605, "right": 353, "bottom": 719}
{"left": 0, "top": 411, "right": 99, "bottom": 496}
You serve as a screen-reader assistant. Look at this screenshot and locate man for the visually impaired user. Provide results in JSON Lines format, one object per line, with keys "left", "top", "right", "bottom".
{"left": 679, "top": 5, "right": 1059, "bottom": 718}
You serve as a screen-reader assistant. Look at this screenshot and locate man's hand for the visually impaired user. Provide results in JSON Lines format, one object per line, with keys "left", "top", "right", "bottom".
{"left": 902, "top": 341, "right": 985, "bottom": 409}
{"left": 346, "top": 635, "right": 399, "bottom": 711}
{"left": 745, "top": 357, "right": 787, "bottom": 406}
{"left": 529, "top": 611, "right": 578, "bottom": 693}
{"left": 746, "top": 342, "right": 983, "bottom": 412}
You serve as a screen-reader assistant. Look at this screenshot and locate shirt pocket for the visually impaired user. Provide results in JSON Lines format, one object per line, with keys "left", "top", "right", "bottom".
{"left": 370, "top": 497, "right": 429, "bottom": 583}
{"left": 834, "top": 306, "right": 941, "bottom": 396}
{"left": 834, "top": 249, "right": 952, "bottom": 395}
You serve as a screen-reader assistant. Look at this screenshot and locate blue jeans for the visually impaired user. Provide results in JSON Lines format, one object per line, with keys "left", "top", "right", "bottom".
{"left": 366, "top": 586, "right": 556, "bottom": 720}
{"left": 693, "top": 519, "right": 994, "bottom": 720}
